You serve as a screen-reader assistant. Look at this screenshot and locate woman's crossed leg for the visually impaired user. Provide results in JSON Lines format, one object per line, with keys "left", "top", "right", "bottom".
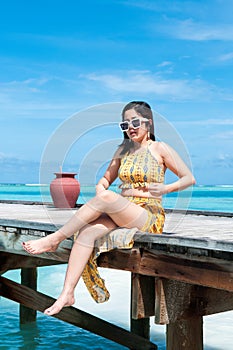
{"left": 22, "top": 190, "right": 148, "bottom": 254}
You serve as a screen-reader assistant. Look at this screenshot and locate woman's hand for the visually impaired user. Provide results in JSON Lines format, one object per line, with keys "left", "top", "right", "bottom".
{"left": 148, "top": 183, "right": 167, "bottom": 197}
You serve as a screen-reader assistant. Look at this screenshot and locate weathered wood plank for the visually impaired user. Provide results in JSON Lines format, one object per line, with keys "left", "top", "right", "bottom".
{"left": 134, "top": 231, "right": 233, "bottom": 254}
{"left": 97, "top": 248, "right": 141, "bottom": 272}
{"left": 0, "top": 276, "right": 157, "bottom": 350}
{"left": 99, "top": 248, "right": 233, "bottom": 291}
{"left": 138, "top": 250, "right": 233, "bottom": 292}
{"left": 194, "top": 286, "right": 233, "bottom": 316}
{"left": 0, "top": 218, "right": 58, "bottom": 232}
{"left": 131, "top": 273, "right": 155, "bottom": 319}
{"left": 165, "top": 208, "right": 233, "bottom": 218}
{"left": 0, "top": 230, "right": 72, "bottom": 263}
{"left": 0, "top": 252, "right": 64, "bottom": 274}
{"left": 1, "top": 207, "right": 233, "bottom": 256}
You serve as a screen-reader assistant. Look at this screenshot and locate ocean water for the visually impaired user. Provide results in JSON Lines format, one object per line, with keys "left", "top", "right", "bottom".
{"left": 0, "top": 183, "right": 232, "bottom": 212}
{"left": 0, "top": 184, "right": 233, "bottom": 349}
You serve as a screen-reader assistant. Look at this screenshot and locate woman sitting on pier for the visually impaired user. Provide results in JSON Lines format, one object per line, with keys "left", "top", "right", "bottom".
{"left": 23, "top": 101, "right": 195, "bottom": 315}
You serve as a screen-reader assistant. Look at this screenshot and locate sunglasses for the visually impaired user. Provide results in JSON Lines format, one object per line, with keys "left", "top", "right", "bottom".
{"left": 119, "top": 117, "right": 149, "bottom": 132}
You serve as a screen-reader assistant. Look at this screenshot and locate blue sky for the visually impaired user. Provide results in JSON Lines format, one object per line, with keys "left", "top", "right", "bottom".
{"left": 0, "top": 0, "right": 233, "bottom": 185}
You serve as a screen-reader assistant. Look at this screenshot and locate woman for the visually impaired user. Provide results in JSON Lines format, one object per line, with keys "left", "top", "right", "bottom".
{"left": 23, "top": 101, "right": 195, "bottom": 315}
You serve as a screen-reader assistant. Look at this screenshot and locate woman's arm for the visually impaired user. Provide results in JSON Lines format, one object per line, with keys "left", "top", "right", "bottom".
{"left": 160, "top": 141, "right": 196, "bottom": 193}
{"left": 149, "top": 142, "right": 196, "bottom": 197}
{"left": 96, "top": 150, "right": 121, "bottom": 194}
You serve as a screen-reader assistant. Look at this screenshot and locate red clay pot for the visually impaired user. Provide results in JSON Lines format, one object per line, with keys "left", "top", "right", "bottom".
{"left": 50, "top": 172, "right": 80, "bottom": 208}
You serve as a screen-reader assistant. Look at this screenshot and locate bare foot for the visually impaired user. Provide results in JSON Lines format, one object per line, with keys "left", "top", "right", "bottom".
{"left": 44, "top": 293, "right": 75, "bottom": 316}
{"left": 22, "top": 234, "right": 60, "bottom": 254}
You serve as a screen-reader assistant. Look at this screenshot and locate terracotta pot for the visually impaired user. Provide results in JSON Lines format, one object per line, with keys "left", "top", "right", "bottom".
{"left": 50, "top": 172, "right": 80, "bottom": 208}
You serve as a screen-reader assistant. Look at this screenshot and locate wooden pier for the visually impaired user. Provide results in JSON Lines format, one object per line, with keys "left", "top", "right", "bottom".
{"left": 0, "top": 202, "right": 233, "bottom": 349}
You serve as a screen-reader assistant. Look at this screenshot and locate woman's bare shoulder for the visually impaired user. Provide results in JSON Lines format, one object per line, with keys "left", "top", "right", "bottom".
{"left": 149, "top": 141, "right": 166, "bottom": 164}
{"left": 151, "top": 140, "right": 171, "bottom": 154}
{"left": 150, "top": 140, "right": 166, "bottom": 151}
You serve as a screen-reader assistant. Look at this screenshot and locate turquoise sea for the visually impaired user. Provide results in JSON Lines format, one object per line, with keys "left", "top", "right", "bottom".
{"left": 0, "top": 183, "right": 233, "bottom": 212}
{"left": 0, "top": 184, "right": 233, "bottom": 350}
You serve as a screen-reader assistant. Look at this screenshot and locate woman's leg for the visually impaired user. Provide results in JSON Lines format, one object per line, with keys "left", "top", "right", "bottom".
{"left": 44, "top": 214, "right": 117, "bottom": 315}
{"left": 23, "top": 190, "right": 148, "bottom": 254}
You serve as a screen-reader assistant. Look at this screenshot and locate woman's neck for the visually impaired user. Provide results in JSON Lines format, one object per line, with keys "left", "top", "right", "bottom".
{"left": 133, "top": 138, "right": 152, "bottom": 150}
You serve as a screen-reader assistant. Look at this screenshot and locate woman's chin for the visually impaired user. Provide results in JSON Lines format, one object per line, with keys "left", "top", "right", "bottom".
{"left": 129, "top": 134, "right": 138, "bottom": 141}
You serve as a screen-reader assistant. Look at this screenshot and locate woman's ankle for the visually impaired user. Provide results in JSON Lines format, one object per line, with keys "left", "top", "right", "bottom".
{"left": 54, "top": 229, "right": 69, "bottom": 243}
{"left": 60, "top": 288, "right": 75, "bottom": 299}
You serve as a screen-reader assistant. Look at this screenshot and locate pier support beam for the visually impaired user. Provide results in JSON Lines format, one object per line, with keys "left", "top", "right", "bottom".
{"left": 20, "top": 268, "right": 37, "bottom": 324}
{"left": 154, "top": 279, "right": 204, "bottom": 350}
{"left": 0, "top": 276, "right": 157, "bottom": 350}
{"left": 166, "top": 317, "right": 203, "bottom": 350}
{"left": 130, "top": 273, "right": 156, "bottom": 342}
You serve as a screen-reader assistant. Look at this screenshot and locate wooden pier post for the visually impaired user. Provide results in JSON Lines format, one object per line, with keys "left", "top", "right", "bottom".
{"left": 130, "top": 273, "right": 155, "bottom": 341}
{"left": 20, "top": 267, "right": 37, "bottom": 324}
{"left": 166, "top": 317, "right": 203, "bottom": 350}
{"left": 154, "top": 279, "right": 204, "bottom": 350}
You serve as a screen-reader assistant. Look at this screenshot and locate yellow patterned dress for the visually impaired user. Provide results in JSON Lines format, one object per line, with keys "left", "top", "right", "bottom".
{"left": 118, "top": 142, "right": 165, "bottom": 234}
{"left": 81, "top": 142, "right": 165, "bottom": 303}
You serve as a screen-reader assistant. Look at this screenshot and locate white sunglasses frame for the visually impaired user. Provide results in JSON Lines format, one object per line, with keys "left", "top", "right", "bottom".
{"left": 119, "top": 117, "right": 149, "bottom": 132}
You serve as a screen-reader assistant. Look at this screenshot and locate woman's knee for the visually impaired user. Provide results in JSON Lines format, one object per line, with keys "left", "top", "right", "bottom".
{"left": 75, "top": 230, "right": 95, "bottom": 248}
{"left": 97, "top": 189, "right": 116, "bottom": 201}
{"left": 96, "top": 190, "right": 118, "bottom": 208}
{"left": 77, "top": 217, "right": 117, "bottom": 246}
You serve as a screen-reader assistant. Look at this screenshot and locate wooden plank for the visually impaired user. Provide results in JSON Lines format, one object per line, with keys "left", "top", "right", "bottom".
{"left": 0, "top": 230, "right": 72, "bottom": 263}
{"left": 154, "top": 278, "right": 169, "bottom": 324}
{"left": 99, "top": 249, "right": 233, "bottom": 291}
{"left": 1, "top": 210, "right": 233, "bottom": 255}
{"left": 166, "top": 317, "right": 203, "bottom": 350}
{"left": 0, "top": 276, "right": 157, "bottom": 350}
{"left": 131, "top": 273, "right": 155, "bottom": 319}
{"left": 0, "top": 218, "right": 58, "bottom": 232}
{"left": 134, "top": 232, "right": 233, "bottom": 254}
{"left": 99, "top": 248, "right": 233, "bottom": 292}
{"left": 0, "top": 201, "right": 231, "bottom": 217}
{"left": 165, "top": 208, "right": 233, "bottom": 218}
{"left": 0, "top": 252, "right": 64, "bottom": 274}
{"left": 194, "top": 286, "right": 233, "bottom": 316}
{"left": 97, "top": 248, "right": 142, "bottom": 272}
{"left": 138, "top": 250, "right": 233, "bottom": 292}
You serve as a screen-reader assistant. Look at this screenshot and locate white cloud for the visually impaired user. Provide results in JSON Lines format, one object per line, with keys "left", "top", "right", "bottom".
{"left": 0, "top": 77, "right": 48, "bottom": 95}
{"left": 157, "top": 61, "right": 173, "bottom": 68}
{"left": 214, "top": 153, "right": 233, "bottom": 168}
{"left": 85, "top": 71, "right": 219, "bottom": 101}
{"left": 218, "top": 52, "right": 233, "bottom": 62}
{"left": 176, "top": 119, "right": 233, "bottom": 126}
{"left": 160, "top": 19, "right": 233, "bottom": 41}
{"left": 211, "top": 130, "right": 233, "bottom": 140}
{"left": 0, "top": 76, "right": 79, "bottom": 119}
{"left": 119, "top": 0, "right": 210, "bottom": 17}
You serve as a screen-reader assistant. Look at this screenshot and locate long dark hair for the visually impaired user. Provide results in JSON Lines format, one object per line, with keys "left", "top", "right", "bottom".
{"left": 119, "top": 101, "right": 155, "bottom": 155}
